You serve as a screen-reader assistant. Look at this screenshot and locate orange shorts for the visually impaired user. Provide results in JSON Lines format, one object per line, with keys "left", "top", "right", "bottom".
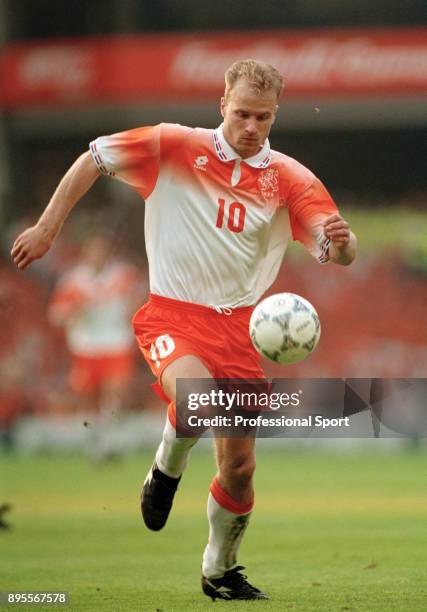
{"left": 132, "top": 294, "right": 264, "bottom": 401}
{"left": 69, "top": 352, "right": 135, "bottom": 395}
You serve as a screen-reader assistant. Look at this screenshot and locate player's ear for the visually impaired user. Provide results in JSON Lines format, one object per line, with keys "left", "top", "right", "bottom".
{"left": 220, "top": 96, "right": 226, "bottom": 118}
{"left": 272, "top": 104, "right": 279, "bottom": 124}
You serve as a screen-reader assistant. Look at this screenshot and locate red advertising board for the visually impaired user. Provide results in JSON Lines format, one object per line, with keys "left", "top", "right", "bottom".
{"left": 1, "top": 28, "right": 427, "bottom": 110}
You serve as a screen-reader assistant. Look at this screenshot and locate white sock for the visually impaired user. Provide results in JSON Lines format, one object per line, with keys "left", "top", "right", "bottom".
{"left": 202, "top": 492, "right": 252, "bottom": 579}
{"left": 155, "top": 416, "right": 198, "bottom": 478}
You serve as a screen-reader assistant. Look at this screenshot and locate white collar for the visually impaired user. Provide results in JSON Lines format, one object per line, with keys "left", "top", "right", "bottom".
{"left": 212, "top": 124, "right": 271, "bottom": 169}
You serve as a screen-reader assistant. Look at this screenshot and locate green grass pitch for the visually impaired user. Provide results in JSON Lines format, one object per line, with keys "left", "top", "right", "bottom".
{"left": 1, "top": 446, "right": 426, "bottom": 611}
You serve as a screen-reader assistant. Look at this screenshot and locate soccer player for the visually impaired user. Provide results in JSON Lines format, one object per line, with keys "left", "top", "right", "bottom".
{"left": 48, "top": 232, "right": 143, "bottom": 417}
{"left": 11, "top": 59, "right": 356, "bottom": 601}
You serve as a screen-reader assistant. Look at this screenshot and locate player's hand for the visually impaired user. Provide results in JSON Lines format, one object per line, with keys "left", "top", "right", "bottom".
{"left": 11, "top": 224, "right": 54, "bottom": 270}
{"left": 323, "top": 214, "right": 351, "bottom": 249}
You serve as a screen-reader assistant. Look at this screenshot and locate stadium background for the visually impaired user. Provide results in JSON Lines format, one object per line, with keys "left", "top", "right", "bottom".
{"left": 0, "top": 2, "right": 426, "bottom": 610}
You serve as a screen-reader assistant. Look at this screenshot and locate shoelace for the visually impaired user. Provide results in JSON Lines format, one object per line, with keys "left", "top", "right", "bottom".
{"left": 221, "top": 566, "right": 261, "bottom": 593}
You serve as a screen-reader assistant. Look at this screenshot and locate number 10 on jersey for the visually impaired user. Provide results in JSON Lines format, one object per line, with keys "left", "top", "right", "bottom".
{"left": 216, "top": 198, "right": 246, "bottom": 233}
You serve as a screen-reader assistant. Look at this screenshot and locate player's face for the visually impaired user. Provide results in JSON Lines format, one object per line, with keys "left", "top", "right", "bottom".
{"left": 221, "top": 80, "right": 278, "bottom": 159}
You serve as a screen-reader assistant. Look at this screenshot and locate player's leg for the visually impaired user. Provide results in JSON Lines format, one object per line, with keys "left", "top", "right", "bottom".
{"left": 154, "top": 355, "right": 209, "bottom": 477}
{"left": 200, "top": 307, "right": 267, "bottom": 599}
{"left": 204, "top": 436, "right": 255, "bottom": 576}
{"left": 99, "top": 352, "right": 135, "bottom": 416}
{"left": 141, "top": 354, "right": 211, "bottom": 530}
{"left": 201, "top": 436, "right": 267, "bottom": 600}
{"left": 69, "top": 354, "right": 99, "bottom": 414}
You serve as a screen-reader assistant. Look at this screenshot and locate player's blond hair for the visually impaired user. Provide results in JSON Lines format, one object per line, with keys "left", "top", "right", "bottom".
{"left": 224, "top": 59, "right": 284, "bottom": 102}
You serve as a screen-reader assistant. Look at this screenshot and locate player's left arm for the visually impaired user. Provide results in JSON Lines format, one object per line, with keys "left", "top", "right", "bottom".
{"left": 323, "top": 213, "right": 357, "bottom": 266}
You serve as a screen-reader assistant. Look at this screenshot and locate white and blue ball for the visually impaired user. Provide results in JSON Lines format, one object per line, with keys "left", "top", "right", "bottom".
{"left": 249, "top": 293, "right": 321, "bottom": 364}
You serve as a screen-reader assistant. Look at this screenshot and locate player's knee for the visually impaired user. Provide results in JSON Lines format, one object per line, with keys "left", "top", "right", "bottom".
{"left": 220, "top": 456, "right": 256, "bottom": 485}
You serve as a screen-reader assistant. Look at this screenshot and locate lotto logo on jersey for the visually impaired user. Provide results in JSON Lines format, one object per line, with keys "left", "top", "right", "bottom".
{"left": 194, "top": 155, "right": 209, "bottom": 171}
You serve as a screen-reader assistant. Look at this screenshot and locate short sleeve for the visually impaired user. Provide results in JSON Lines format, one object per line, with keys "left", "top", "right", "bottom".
{"left": 287, "top": 178, "right": 338, "bottom": 264}
{"left": 89, "top": 125, "right": 161, "bottom": 199}
{"left": 89, "top": 123, "right": 192, "bottom": 200}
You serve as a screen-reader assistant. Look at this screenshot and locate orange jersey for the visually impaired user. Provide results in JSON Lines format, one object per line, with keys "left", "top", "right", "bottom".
{"left": 90, "top": 123, "right": 337, "bottom": 307}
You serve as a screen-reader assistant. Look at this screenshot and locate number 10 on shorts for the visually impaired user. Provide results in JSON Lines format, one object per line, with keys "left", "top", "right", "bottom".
{"left": 150, "top": 334, "right": 175, "bottom": 368}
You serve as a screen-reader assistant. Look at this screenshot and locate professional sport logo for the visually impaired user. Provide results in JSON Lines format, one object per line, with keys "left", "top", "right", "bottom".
{"left": 258, "top": 168, "right": 279, "bottom": 200}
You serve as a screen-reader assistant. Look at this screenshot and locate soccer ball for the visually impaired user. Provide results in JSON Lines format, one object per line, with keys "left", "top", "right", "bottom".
{"left": 249, "top": 293, "right": 321, "bottom": 364}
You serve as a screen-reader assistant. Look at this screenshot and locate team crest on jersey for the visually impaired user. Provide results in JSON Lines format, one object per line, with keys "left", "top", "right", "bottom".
{"left": 194, "top": 155, "right": 209, "bottom": 171}
{"left": 258, "top": 168, "right": 279, "bottom": 200}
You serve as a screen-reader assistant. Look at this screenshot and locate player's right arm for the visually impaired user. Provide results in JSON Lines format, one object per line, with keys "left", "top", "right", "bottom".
{"left": 11, "top": 151, "right": 99, "bottom": 270}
